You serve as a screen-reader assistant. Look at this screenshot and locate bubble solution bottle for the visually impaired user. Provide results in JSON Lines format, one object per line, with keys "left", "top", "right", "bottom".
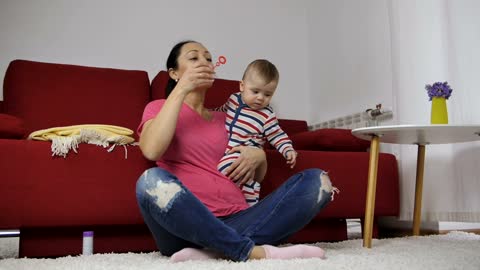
{"left": 82, "top": 231, "right": 94, "bottom": 255}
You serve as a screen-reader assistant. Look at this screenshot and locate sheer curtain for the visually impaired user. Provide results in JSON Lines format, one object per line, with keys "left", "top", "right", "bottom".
{"left": 387, "top": 0, "right": 480, "bottom": 222}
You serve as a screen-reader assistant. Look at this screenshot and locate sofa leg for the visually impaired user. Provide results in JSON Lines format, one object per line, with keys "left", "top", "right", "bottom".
{"left": 0, "top": 229, "right": 20, "bottom": 258}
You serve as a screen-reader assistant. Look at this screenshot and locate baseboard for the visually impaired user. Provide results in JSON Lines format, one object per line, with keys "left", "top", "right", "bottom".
{"left": 377, "top": 217, "right": 480, "bottom": 238}
{"left": 438, "top": 228, "right": 480, "bottom": 235}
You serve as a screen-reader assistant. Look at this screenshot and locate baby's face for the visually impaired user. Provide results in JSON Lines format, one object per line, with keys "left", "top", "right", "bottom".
{"left": 240, "top": 74, "right": 277, "bottom": 110}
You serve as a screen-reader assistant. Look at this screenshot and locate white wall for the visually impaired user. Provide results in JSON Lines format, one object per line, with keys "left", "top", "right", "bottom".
{"left": 306, "top": 0, "right": 394, "bottom": 124}
{"left": 0, "top": 0, "right": 310, "bottom": 120}
{"left": 388, "top": 0, "right": 480, "bottom": 223}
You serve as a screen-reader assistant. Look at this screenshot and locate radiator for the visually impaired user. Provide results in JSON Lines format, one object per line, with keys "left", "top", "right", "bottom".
{"left": 308, "top": 108, "right": 393, "bottom": 131}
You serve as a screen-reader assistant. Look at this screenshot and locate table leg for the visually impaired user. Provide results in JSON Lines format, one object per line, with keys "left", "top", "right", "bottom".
{"left": 363, "top": 135, "right": 380, "bottom": 248}
{"left": 413, "top": 145, "right": 426, "bottom": 236}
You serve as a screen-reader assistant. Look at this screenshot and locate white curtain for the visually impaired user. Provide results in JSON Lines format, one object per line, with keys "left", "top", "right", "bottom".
{"left": 387, "top": 0, "right": 480, "bottom": 222}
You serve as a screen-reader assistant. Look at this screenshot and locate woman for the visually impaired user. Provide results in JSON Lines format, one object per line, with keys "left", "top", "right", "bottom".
{"left": 136, "top": 40, "right": 335, "bottom": 262}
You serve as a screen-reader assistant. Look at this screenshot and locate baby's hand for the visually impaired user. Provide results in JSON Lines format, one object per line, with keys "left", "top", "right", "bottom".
{"left": 286, "top": 150, "right": 297, "bottom": 169}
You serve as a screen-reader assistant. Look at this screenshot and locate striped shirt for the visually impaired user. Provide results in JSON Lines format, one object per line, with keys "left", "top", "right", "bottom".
{"left": 217, "top": 92, "right": 294, "bottom": 168}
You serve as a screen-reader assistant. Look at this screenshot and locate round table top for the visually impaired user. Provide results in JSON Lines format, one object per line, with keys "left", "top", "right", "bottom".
{"left": 351, "top": 124, "right": 480, "bottom": 145}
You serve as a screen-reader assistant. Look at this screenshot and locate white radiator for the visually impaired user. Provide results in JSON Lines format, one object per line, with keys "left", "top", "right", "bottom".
{"left": 308, "top": 108, "right": 393, "bottom": 131}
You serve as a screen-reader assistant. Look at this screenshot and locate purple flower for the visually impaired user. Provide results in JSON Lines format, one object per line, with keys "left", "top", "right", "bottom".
{"left": 425, "top": 81, "right": 453, "bottom": 101}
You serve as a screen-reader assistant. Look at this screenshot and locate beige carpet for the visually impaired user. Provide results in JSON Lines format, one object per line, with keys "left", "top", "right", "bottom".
{"left": 1, "top": 231, "right": 479, "bottom": 270}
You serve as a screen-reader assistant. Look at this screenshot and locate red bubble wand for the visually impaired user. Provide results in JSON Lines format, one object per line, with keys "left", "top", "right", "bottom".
{"left": 213, "top": 55, "right": 227, "bottom": 69}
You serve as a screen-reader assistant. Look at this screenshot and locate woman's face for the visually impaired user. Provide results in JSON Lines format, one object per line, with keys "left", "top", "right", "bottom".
{"left": 174, "top": 42, "right": 213, "bottom": 78}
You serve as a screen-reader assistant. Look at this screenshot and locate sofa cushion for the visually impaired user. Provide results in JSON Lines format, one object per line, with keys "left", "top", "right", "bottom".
{"left": 262, "top": 150, "right": 399, "bottom": 218}
{"left": 151, "top": 71, "right": 309, "bottom": 137}
{"left": 151, "top": 70, "right": 239, "bottom": 109}
{"left": 290, "top": 128, "right": 371, "bottom": 152}
{"left": 0, "top": 113, "right": 26, "bottom": 139}
{"left": 277, "top": 119, "right": 308, "bottom": 135}
{"left": 3, "top": 60, "right": 150, "bottom": 138}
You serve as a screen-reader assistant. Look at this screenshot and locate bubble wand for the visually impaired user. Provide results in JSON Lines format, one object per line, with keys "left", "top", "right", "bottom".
{"left": 213, "top": 55, "right": 227, "bottom": 70}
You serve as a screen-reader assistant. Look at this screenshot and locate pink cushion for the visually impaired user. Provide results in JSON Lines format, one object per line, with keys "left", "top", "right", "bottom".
{"left": 290, "top": 128, "right": 371, "bottom": 152}
{"left": 0, "top": 113, "right": 26, "bottom": 139}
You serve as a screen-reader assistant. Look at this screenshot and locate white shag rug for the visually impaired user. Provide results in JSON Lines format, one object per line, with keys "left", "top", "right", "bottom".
{"left": 1, "top": 231, "right": 479, "bottom": 270}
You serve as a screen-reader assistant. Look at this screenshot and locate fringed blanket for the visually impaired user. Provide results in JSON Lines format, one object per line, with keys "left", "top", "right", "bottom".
{"left": 28, "top": 124, "right": 137, "bottom": 158}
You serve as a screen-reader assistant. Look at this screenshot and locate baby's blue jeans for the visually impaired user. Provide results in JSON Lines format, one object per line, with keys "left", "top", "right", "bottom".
{"left": 135, "top": 167, "right": 333, "bottom": 261}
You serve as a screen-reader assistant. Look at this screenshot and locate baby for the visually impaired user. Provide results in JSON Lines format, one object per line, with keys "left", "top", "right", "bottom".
{"left": 216, "top": 59, "right": 297, "bottom": 206}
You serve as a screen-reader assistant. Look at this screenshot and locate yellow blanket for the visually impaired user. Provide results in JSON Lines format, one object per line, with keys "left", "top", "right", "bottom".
{"left": 28, "top": 124, "right": 136, "bottom": 158}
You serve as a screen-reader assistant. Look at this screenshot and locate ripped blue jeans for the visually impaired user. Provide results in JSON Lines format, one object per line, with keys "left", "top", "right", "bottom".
{"left": 135, "top": 167, "right": 333, "bottom": 262}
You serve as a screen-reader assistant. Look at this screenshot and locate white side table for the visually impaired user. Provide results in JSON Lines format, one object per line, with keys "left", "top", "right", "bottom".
{"left": 352, "top": 124, "right": 480, "bottom": 248}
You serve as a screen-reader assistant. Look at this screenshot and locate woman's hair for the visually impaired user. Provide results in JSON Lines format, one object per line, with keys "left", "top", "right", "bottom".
{"left": 242, "top": 59, "right": 279, "bottom": 84}
{"left": 165, "top": 40, "right": 198, "bottom": 97}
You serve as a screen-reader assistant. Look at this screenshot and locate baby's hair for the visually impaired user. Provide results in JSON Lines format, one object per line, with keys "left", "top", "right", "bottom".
{"left": 242, "top": 59, "right": 279, "bottom": 84}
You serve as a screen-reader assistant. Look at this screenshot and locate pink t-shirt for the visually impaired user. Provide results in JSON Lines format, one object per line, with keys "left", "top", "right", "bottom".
{"left": 137, "top": 99, "right": 249, "bottom": 216}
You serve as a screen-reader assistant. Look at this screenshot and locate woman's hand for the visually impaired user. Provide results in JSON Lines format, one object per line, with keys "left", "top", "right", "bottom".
{"left": 224, "top": 146, "right": 267, "bottom": 185}
{"left": 174, "top": 63, "right": 215, "bottom": 95}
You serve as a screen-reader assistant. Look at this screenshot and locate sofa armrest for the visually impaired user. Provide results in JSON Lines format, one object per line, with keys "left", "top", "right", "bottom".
{"left": 0, "top": 113, "right": 26, "bottom": 139}
{"left": 290, "top": 128, "right": 370, "bottom": 152}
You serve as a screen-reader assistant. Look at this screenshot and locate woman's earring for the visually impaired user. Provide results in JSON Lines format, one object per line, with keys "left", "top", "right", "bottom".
{"left": 175, "top": 79, "right": 178, "bottom": 82}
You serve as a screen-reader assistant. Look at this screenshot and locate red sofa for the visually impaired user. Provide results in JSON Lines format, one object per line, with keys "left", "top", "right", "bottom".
{"left": 0, "top": 59, "right": 399, "bottom": 258}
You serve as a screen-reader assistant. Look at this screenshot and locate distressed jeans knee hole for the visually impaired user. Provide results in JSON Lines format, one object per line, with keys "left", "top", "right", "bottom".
{"left": 318, "top": 172, "right": 340, "bottom": 202}
{"left": 146, "top": 180, "right": 182, "bottom": 210}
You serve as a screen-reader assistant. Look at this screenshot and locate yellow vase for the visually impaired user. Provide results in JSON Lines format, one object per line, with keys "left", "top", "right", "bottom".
{"left": 431, "top": 97, "right": 448, "bottom": 124}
